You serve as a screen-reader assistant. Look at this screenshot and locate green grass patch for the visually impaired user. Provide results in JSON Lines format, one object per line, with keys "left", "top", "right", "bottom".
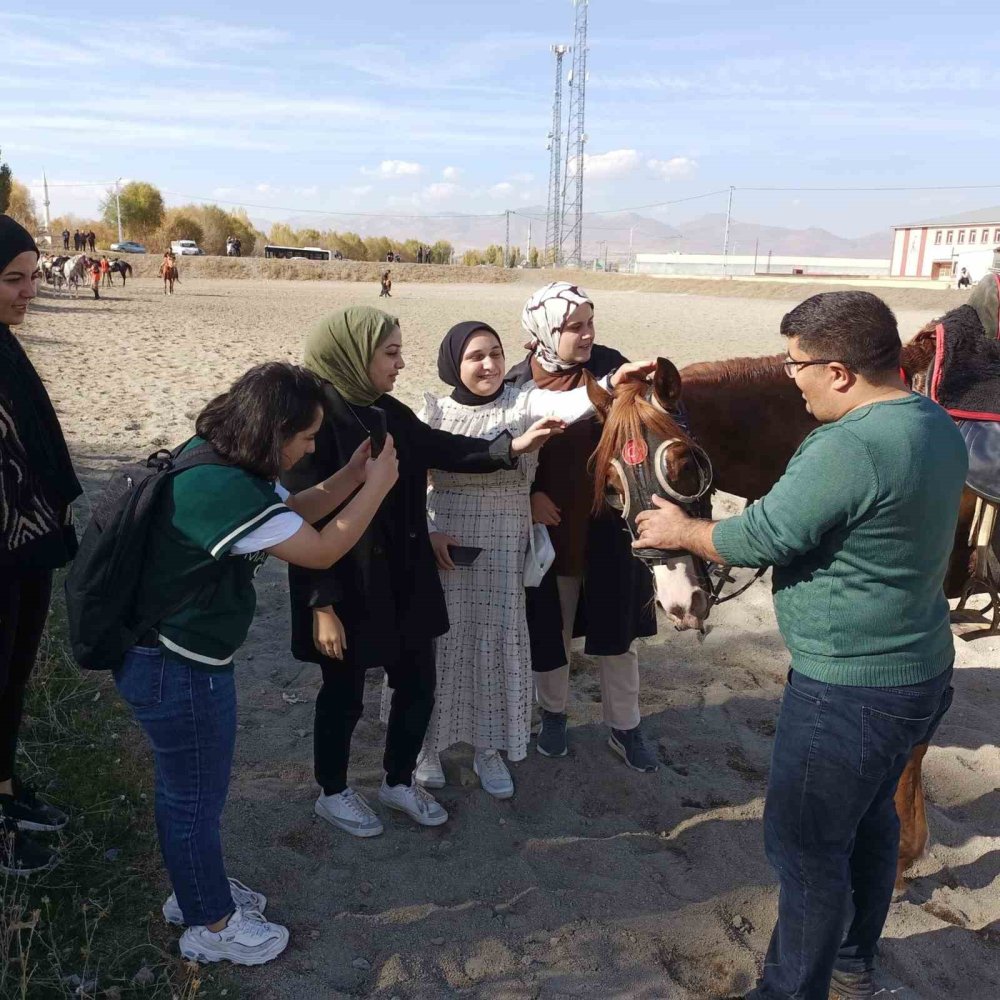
{"left": 1, "top": 584, "right": 237, "bottom": 1000}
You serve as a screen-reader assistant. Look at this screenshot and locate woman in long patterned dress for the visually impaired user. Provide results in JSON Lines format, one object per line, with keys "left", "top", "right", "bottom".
{"left": 406, "top": 321, "right": 652, "bottom": 799}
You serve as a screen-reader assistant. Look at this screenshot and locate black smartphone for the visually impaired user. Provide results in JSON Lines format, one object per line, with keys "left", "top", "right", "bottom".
{"left": 369, "top": 406, "right": 387, "bottom": 458}
{"left": 448, "top": 545, "right": 483, "bottom": 567}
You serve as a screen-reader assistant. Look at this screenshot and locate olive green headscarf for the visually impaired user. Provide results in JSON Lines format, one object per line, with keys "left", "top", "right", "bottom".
{"left": 303, "top": 306, "right": 400, "bottom": 405}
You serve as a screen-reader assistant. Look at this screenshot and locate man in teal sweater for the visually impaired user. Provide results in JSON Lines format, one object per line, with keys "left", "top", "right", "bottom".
{"left": 634, "top": 291, "right": 967, "bottom": 1000}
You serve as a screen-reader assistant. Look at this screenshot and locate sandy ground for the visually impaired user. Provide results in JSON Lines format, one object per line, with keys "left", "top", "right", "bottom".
{"left": 22, "top": 274, "right": 1000, "bottom": 998}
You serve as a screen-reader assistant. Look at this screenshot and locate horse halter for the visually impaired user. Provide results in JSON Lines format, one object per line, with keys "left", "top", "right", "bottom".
{"left": 604, "top": 392, "right": 714, "bottom": 566}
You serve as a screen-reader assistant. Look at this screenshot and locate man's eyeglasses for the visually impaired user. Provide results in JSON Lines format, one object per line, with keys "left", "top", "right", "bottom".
{"left": 782, "top": 357, "right": 852, "bottom": 378}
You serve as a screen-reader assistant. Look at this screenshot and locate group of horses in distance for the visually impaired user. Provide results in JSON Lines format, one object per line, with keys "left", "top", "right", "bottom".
{"left": 38, "top": 253, "right": 133, "bottom": 295}
{"left": 588, "top": 322, "right": 984, "bottom": 893}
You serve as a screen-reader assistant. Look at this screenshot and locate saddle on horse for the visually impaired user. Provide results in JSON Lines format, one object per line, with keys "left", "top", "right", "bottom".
{"left": 917, "top": 275, "right": 1000, "bottom": 636}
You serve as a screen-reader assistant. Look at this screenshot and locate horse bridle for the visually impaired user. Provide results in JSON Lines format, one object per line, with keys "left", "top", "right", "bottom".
{"left": 603, "top": 390, "right": 764, "bottom": 617}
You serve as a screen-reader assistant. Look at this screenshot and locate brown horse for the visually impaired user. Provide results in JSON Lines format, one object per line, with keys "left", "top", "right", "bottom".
{"left": 591, "top": 337, "right": 972, "bottom": 891}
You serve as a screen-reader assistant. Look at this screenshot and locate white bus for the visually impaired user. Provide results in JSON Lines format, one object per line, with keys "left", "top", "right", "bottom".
{"left": 264, "top": 244, "right": 332, "bottom": 262}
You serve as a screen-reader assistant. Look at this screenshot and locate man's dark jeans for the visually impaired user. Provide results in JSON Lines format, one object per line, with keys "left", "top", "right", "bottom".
{"left": 747, "top": 666, "right": 954, "bottom": 1000}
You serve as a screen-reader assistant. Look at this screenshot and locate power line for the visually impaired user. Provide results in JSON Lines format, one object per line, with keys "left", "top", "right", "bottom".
{"left": 740, "top": 183, "right": 1000, "bottom": 193}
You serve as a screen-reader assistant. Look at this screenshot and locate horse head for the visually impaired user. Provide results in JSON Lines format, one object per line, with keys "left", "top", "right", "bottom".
{"left": 588, "top": 358, "right": 713, "bottom": 631}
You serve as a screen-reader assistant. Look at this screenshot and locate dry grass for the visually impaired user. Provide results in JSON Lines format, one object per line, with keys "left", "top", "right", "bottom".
{"left": 0, "top": 584, "right": 235, "bottom": 1000}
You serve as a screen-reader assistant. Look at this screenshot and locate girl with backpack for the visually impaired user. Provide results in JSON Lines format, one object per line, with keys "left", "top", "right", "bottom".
{"left": 283, "top": 307, "right": 562, "bottom": 839}
{"left": 0, "top": 216, "right": 82, "bottom": 877}
{"left": 116, "top": 361, "right": 398, "bottom": 966}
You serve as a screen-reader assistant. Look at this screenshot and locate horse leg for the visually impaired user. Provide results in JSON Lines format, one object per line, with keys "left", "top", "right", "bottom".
{"left": 894, "top": 743, "right": 929, "bottom": 892}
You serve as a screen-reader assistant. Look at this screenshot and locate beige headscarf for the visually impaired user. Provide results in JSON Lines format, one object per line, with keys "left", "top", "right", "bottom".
{"left": 303, "top": 306, "right": 399, "bottom": 405}
{"left": 520, "top": 281, "right": 594, "bottom": 373}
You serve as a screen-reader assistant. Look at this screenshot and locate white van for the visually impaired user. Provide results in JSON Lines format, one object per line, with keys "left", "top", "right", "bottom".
{"left": 171, "top": 239, "right": 204, "bottom": 256}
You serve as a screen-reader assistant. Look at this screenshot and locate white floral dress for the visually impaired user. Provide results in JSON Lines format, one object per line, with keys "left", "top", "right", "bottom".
{"left": 380, "top": 381, "right": 601, "bottom": 759}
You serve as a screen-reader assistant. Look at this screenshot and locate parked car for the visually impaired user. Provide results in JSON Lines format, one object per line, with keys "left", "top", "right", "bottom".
{"left": 109, "top": 240, "right": 147, "bottom": 254}
{"left": 171, "top": 239, "right": 204, "bottom": 256}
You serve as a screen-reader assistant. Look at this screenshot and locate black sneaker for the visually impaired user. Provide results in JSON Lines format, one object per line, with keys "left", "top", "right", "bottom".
{"left": 830, "top": 969, "right": 875, "bottom": 1000}
{"left": 0, "top": 779, "right": 69, "bottom": 832}
{"left": 536, "top": 710, "right": 568, "bottom": 758}
{"left": 608, "top": 725, "right": 659, "bottom": 773}
{"left": 0, "top": 823, "right": 57, "bottom": 877}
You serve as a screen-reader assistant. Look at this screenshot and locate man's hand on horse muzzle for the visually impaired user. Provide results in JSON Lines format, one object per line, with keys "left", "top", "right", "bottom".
{"left": 634, "top": 495, "right": 724, "bottom": 564}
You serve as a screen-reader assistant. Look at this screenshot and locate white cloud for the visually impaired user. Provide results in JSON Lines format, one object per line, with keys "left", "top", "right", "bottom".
{"left": 255, "top": 183, "right": 275, "bottom": 194}
{"left": 489, "top": 182, "right": 514, "bottom": 199}
{"left": 422, "top": 182, "right": 460, "bottom": 202}
{"left": 648, "top": 156, "right": 698, "bottom": 180}
{"left": 348, "top": 185, "right": 374, "bottom": 197}
{"left": 361, "top": 160, "right": 423, "bottom": 178}
{"left": 442, "top": 166, "right": 461, "bottom": 180}
{"left": 578, "top": 149, "right": 641, "bottom": 180}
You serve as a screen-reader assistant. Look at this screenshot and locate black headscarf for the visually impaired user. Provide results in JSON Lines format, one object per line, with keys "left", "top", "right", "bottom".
{"left": 437, "top": 321, "right": 505, "bottom": 407}
{"left": 0, "top": 215, "right": 82, "bottom": 560}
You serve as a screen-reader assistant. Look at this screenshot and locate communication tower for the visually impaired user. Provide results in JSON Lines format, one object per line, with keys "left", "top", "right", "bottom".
{"left": 561, "top": 0, "right": 589, "bottom": 267}
{"left": 545, "top": 44, "right": 569, "bottom": 266}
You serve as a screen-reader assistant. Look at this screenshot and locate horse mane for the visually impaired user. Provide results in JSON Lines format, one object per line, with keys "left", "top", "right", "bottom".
{"left": 681, "top": 353, "right": 785, "bottom": 385}
{"left": 590, "top": 380, "right": 694, "bottom": 514}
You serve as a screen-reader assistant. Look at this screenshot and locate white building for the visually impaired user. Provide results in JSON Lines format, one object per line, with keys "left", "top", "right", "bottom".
{"left": 890, "top": 207, "right": 1000, "bottom": 280}
{"left": 633, "top": 252, "right": 889, "bottom": 278}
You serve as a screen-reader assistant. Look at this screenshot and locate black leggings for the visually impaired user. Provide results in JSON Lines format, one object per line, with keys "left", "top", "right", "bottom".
{"left": 313, "top": 637, "right": 436, "bottom": 795}
{"left": 0, "top": 570, "right": 53, "bottom": 782}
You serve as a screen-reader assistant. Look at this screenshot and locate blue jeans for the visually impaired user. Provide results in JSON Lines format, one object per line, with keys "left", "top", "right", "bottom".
{"left": 747, "top": 667, "right": 954, "bottom": 1000}
{"left": 114, "top": 646, "right": 237, "bottom": 926}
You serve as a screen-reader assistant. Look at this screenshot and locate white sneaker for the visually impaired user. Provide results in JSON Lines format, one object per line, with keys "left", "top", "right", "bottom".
{"left": 474, "top": 749, "right": 514, "bottom": 800}
{"left": 179, "top": 906, "right": 289, "bottom": 966}
{"left": 415, "top": 750, "right": 446, "bottom": 789}
{"left": 163, "top": 877, "right": 266, "bottom": 926}
{"left": 377, "top": 780, "right": 449, "bottom": 827}
{"left": 314, "top": 788, "right": 384, "bottom": 838}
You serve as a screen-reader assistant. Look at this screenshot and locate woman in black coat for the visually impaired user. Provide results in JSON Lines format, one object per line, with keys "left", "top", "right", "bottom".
{"left": 284, "top": 307, "right": 560, "bottom": 837}
{"left": 0, "top": 216, "right": 82, "bottom": 876}
{"left": 505, "top": 282, "right": 658, "bottom": 774}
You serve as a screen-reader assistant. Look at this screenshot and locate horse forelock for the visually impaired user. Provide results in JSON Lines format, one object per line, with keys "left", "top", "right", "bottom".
{"left": 590, "top": 381, "right": 694, "bottom": 513}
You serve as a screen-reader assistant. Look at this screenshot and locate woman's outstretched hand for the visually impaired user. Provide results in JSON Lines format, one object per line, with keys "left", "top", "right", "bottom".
{"left": 511, "top": 417, "right": 566, "bottom": 456}
{"left": 610, "top": 360, "right": 657, "bottom": 388}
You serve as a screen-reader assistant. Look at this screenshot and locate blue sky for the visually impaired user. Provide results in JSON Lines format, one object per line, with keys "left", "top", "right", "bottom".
{"left": 3, "top": 0, "right": 999, "bottom": 237}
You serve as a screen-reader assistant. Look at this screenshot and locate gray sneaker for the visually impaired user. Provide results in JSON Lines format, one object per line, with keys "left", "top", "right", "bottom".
{"left": 608, "top": 725, "right": 659, "bottom": 773}
{"left": 314, "top": 788, "right": 384, "bottom": 838}
{"left": 536, "top": 709, "right": 568, "bottom": 758}
{"left": 830, "top": 969, "right": 875, "bottom": 1000}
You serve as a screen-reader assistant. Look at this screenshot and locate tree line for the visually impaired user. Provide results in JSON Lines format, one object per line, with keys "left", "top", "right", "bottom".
{"left": 0, "top": 161, "right": 541, "bottom": 267}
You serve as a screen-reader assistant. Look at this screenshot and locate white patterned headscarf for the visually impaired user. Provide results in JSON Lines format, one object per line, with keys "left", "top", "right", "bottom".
{"left": 520, "top": 281, "right": 594, "bottom": 373}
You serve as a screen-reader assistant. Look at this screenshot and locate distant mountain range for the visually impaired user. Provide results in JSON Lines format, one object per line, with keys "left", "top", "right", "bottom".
{"left": 270, "top": 207, "right": 891, "bottom": 260}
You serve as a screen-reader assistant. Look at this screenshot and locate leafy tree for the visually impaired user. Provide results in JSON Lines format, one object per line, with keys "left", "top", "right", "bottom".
{"left": 5, "top": 181, "right": 39, "bottom": 234}
{"left": 461, "top": 249, "right": 484, "bottom": 266}
{"left": 483, "top": 244, "right": 503, "bottom": 266}
{"left": 156, "top": 209, "right": 205, "bottom": 249}
{"left": 0, "top": 149, "right": 11, "bottom": 215}
{"left": 430, "top": 240, "right": 454, "bottom": 264}
{"left": 506, "top": 246, "right": 522, "bottom": 269}
{"left": 529, "top": 247, "right": 540, "bottom": 268}
{"left": 101, "top": 181, "right": 164, "bottom": 241}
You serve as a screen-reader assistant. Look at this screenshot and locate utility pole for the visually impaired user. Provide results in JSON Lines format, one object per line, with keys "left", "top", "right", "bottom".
{"left": 526, "top": 219, "right": 532, "bottom": 266}
{"left": 41, "top": 171, "right": 52, "bottom": 244}
{"left": 545, "top": 44, "right": 568, "bottom": 266}
{"left": 561, "top": 0, "right": 590, "bottom": 267}
{"left": 628, "top": 224, "right": 637, "bottom": 273}
{"left": 504, "top": 209, "right": 511, "bottom": 268}
{"left": 721, "top": 185, "right": 734, "bottom": 278}
{"left": 115, "top": 177, "right": 124, "bottom": 243}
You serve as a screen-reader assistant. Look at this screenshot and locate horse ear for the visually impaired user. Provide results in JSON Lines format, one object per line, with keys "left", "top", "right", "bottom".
{"left": 652, "top": 357, "right": 682, "bottom": 410}
{"left": 586, "top": 372, "right": 613, "bottom": 423}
